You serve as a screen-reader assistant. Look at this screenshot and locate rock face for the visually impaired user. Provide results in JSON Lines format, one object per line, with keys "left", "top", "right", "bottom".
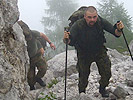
{"left": 129, "top": 40, "right": 133, "bottom": 53}
{"left": 0, "top": 0, "right": 31, "bottom": 100}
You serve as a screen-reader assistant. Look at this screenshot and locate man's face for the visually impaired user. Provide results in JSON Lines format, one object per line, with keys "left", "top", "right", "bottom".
{"left": 84, "top": 11, "right": 98, "bottom": 26}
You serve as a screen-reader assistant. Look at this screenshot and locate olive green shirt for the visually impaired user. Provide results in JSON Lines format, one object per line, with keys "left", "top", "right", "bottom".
{"left": 69, "top": 17, "right": 118, "bottom": 53}
{"left": 27, "top": 30, "right": 43, "bottom": 58}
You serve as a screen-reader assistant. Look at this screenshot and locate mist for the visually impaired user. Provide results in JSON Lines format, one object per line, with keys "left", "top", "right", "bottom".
{"left": 18, "top": 0, "right": 133, "bottom": 32}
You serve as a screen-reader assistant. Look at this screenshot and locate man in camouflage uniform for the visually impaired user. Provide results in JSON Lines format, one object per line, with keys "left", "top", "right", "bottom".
{"left": 18, "top": 20, "right": 56, "bottom": 90}
{"left": 63, "top": 6, "right": 124, "bottom": 97}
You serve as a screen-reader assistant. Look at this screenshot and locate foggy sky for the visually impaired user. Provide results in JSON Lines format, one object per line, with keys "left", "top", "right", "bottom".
{"left": 18, "top": 0, "right": 133, "bottom": 33}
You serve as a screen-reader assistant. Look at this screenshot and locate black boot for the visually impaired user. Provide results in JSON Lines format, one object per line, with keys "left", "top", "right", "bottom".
{"left": 79, "top": 88, "right": 86, "bottom": 94}
{"left": 30, "top": 85, "right": 35, "bottom": 90}
{"left": 99, "top": 86, "right": 109, "bottom": 97}
{"left": 36, "top": 78, "right": 46, "bottom": 87}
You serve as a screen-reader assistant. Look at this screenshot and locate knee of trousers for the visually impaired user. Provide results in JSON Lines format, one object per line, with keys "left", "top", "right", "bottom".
{"left": 27, "top": 74, "right": 36, "bottom": 86}
{"left": 27, "top": 69, "right": 35, "bottom": 80}
{"left": 27, "top": 73, "right": 35, "bottom": 81}
{"left": 38, "top": 66, "right": 47, "bottom": 73}
{"left": 36, "top": 66, "right": 47, "bottom": 78}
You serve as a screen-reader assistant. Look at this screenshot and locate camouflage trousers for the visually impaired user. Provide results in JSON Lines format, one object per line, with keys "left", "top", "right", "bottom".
{"left": 27, "top": 55, "right": 47, "bottom": 86}
{"left": 76, "top": 46, "right": 111, "bottom": 93}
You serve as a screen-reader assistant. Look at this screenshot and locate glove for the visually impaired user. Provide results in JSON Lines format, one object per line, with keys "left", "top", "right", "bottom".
{"left": 63, "top": 27, "right": 70, "bottom": 43}
{"left": 64, "top": 31, "right": 70, "bottom": 39}
{"left": 116, "top": 21, "right": 124, "bottom": 32}
{"left": 63, "top": 27, "right": 70, "bottom": 44}
{"left": 63, "top": 31, "right": 70, "bottom": 44}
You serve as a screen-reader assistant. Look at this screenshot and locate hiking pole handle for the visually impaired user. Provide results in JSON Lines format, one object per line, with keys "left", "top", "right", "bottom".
{"left": 64, "top": 27, "right": 69, "bottom": 44}
{"left": 64, "top": 27, "right": 69, "bottom": 32}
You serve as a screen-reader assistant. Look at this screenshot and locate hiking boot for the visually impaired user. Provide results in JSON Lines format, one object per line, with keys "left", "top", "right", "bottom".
{"left": 36, "top": 78, "right": 46, "bottom": 87}
{"left": 30, "top": 85, "right": 35, "bottom": 90}
{"left": 99, "top": 86, "right": 109, "bottom": 97}
{"left": 79, "top": 88, "right": 86, "bottom": 94}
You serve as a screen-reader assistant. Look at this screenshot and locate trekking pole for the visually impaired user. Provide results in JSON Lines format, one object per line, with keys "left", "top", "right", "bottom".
{"left": 64, "top": 27, "right": 69, "bottom": 100}
{"left": 64, "top": 39, "right": 68, "bottom": 100}
{"left": 117, "top": 21, "right": 133, "bottom": 61}
{"left": 121, "top": 30, "right": 133, "bottom": 61}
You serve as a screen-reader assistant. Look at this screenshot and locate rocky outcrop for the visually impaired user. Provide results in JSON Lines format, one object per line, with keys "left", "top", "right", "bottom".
{"left": 0, "top": 0, "right": 32, "bottom": 100}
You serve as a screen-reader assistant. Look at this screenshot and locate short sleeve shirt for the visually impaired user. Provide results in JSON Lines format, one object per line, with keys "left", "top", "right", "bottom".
{"left": 27, "top": 30, "right": 43, "bottom": 58}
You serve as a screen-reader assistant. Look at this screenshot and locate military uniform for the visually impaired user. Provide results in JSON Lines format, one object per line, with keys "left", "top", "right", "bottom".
{"left": 69, "top": 17, "right": 119, "bottom": 93}
{"left": 27, "top": 30, "right": 47, "bottom": 87}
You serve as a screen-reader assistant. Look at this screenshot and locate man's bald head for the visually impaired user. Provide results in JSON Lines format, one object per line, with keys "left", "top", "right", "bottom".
{"left": 84, "top": 6, "right": 97, "bottom": 15}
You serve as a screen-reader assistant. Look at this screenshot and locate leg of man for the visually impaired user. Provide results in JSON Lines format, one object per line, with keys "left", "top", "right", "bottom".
{"left": 95, "top": 47, "right": 111, "bottom": 97}
{"left": 27, "top": 66, "right": 36, "bottom": 90}
{"left": 77, "top": 52, "right": 92, "bottom": 93}
{"left": 36, "top": 57, "right": 47, "bottom": 87}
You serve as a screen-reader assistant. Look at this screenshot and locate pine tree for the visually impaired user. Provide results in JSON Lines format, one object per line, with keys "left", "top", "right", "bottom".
{"left": 41, "top": 0, "right": 77, "bottom": 46}
{"left": 41, "top": 0, "right": 77, "bottom": 58}
{"left": 97, "top": 0, "right": 133, "bottom": 52}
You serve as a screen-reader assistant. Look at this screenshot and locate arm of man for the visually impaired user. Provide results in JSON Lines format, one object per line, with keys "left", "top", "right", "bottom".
{"left": 101, "top": 18, "right": 124, "bottom": 37}
{"left": 63, "top": 22, "right": 79, "bottom": 46}
{"left": 40, "top": 32, "right": 56, "bottom": 50}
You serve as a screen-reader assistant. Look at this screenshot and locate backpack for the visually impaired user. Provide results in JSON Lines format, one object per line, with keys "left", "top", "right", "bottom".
{"left": 68, "top": 6, "right": 87, "bottom": 27}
